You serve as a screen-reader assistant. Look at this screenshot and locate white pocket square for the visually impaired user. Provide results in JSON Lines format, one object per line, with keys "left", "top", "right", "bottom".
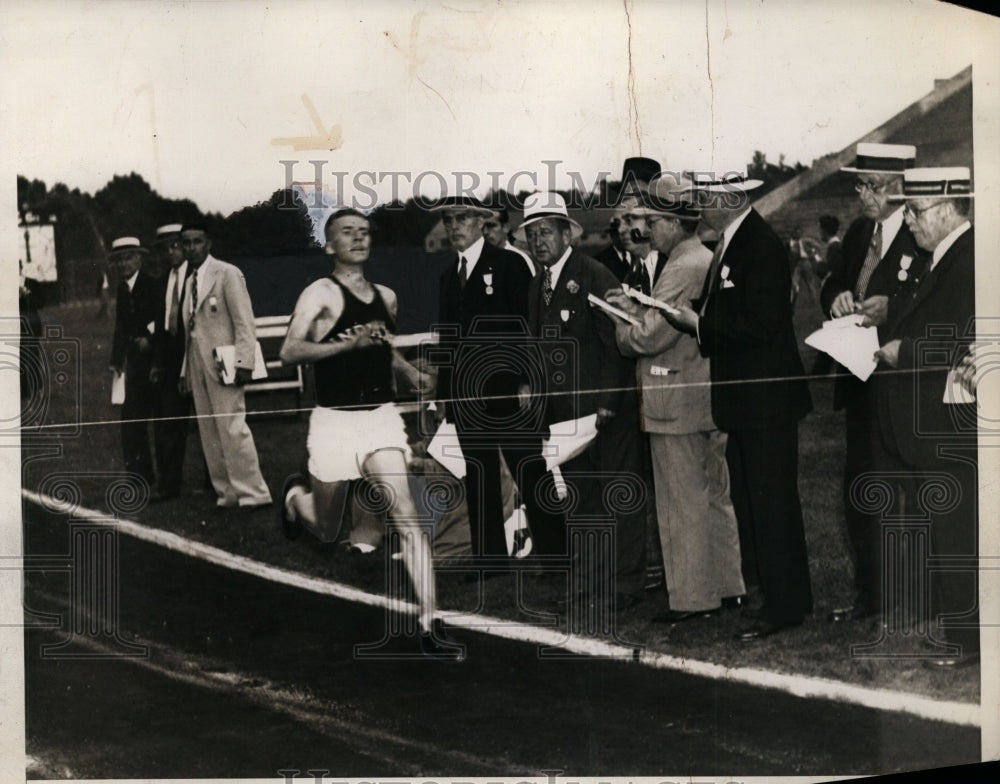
{"left": 722, "top": 280, "right": 736, "bottom": 289}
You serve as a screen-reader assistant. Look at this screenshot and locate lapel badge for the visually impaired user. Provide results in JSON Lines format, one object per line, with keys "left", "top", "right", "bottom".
{"left": 208, "top": 294, "right": 219, "bottom": 312}
{"left": 483, "top": 269, "right": 494, "bottom": 295}
{"left": 560, "top": 309, "right": 571, "bottom": 322}
{"left": 898, "top": 255, "right": 913, "bottom": 283}
{"left": 566, "top": 279, "right": 580, "bottom": 294}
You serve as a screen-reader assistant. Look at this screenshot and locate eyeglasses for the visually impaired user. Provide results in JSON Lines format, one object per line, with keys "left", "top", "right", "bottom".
{"left": 854, "top": 180, "right": 887, "bottom": 195}
{"left": 903, "top": 201, "right": 947, "bottom": 219}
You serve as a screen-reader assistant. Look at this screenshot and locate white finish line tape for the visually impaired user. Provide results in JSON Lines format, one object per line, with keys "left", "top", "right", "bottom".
{"left": 22, "top": 488, "right": 981, "bottom": 728}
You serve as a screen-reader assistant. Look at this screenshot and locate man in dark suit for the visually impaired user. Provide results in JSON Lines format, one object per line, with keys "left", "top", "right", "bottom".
{"left": 593, "top": 217, "right": 631, "bottom": 282}
{"left": 666, "top": 169, "right": 813, "bottom": 639}
{"left": 873, "top": 167, "right": 977, "bottom": 668}
{"left": 108, "top": 236, "right": 160, "bottom": 486}
{"left": 150, "top": 223, "right": 193, "bottom": 501}
{"left": 517, "top": 191, "right": 646, "bottom": 611}
{"left": 434, "top": 196, "right": 559, "bottom": 575}
{"left": 819, "top": 144, "right": 922, "bottom": 623}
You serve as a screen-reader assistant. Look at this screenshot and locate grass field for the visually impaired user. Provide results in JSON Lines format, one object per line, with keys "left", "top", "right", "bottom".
{"left": 19, "top": 288, "right": 980, "bottom": 706}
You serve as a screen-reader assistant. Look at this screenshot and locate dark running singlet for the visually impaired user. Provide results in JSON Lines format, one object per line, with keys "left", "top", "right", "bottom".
{"left": 313, "top": 276, "right": 395, "bottom": 410}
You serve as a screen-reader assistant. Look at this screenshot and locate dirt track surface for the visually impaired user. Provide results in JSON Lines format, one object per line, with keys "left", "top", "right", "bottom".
{"left": 23, "top": 502, "right": 980, "bottom": 779}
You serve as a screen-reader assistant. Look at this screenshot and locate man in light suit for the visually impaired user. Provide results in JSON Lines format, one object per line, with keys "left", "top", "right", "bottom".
{"left": 873, "top": 167, "right": 977, "bottom": 669}
{"left": 606, "top": 181, "right": 745, "bottom": 623}
{"left": 819, "top": 144, "right": 922, "bottom": 623}
{"left": 518, "top": 192, "right": 646, "bottom": 611}
{"left": 434, "top": 196, "right": 558, "bottom": 575}
{"left": 179, "top": 222, "right": 272, "bottom": 512}
{"left": 666, "top": 168, "right": 813, "bottom": 640}
{"left": 108, "top": 236, "right": 160, "bottom": 486}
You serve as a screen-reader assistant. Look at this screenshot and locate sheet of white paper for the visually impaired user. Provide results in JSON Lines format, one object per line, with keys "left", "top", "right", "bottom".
{"left": 427, "top": 420, "right": 466, "bottom": 479}
{"left": 943, "top": 369, "right": 976, "bottom": 405}
{"left": 110, "top": 370, "right": 125, "bottom": 405}
{"left": 621, "top": 284, "right": 681, "bottom": 315}
{"left": 587, "top": 293, "right": 641, "bottom": 326}
{"left": 427, "top": 414, "right": 599, "bottom": 479}
{"left": 805, "top": 317, "right": 880, "bottom": 381}
{"left": 543, "top": 414, "right": 598, "bottom": 470}
{"left": 213, "top": 342, "right": 268, "bottom": 384}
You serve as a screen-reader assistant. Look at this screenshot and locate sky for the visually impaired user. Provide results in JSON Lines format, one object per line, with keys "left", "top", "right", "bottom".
{"left": 3, "top": 0, "right": 996, "bottom": 217}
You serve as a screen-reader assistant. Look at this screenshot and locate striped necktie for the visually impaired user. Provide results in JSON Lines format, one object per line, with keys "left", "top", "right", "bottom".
{"left": 543, "top": 266, "right": 553, "bottom": 306}
{"left": 188, "top": 272, "right": 198, "bottom": 334}
{"left": 854, "top": 223, "right": 882, "bottom": 300}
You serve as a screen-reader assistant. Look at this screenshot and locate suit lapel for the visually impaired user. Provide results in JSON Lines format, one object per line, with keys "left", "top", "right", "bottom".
{"left": 894, "top": 228, "right": 971, "bottom": 328}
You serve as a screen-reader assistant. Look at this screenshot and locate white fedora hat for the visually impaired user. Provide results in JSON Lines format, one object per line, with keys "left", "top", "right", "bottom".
{"left": 841, "top": 143, "right": 916, "bottom": 174}
{"left": 513, "top": 192, "right": 583, "bottom": 240}
{"left": 888, "top": 167, "right": 974, "bottom": 200}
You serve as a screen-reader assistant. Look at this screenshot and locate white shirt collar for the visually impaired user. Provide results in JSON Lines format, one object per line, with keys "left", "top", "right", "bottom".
{"left": 642, "top": 248, "right": 659, "bottom": 280}
{"left": 719, "top": 207, "right": 753, "bottom": 256}
{"left": 125, "top": 270, "right": 139, "bottom": 292}
{"left": 878, "top": 207, "right": 905, "bottom": 257}
{"left": 546, "top": 246, "right": 574, "bottom": 287}
{"left": 164, "top": 261, "right": 188, "bottom": 327}
{"left": 457, "top": 236, "right": 485, "bottom": 276}
{"left": 931, "top": 220, "right": 971, "bottom": 271}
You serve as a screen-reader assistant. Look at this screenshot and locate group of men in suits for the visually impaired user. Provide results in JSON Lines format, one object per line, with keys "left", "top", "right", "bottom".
{"left": 820, "top": 144, "right": 978, "bottom": 668}
{"left": 433, "top": 158, "right": 813, "bottom": 636}
{"left": 109, "top": 222, "right": 272, "bottom": 512}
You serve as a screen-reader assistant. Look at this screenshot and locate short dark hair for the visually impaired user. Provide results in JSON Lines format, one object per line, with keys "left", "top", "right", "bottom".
{"left": 819, "top": 215, "right": 839, "bottom": 236}
{"left": 180, "top": 220, "right": 209, "bottom": 235}
{"left": 323, "top": 208, "right": 369, "bottom": 240}
{"left": 951, "top": 198, "right": 971, "bottom": 217}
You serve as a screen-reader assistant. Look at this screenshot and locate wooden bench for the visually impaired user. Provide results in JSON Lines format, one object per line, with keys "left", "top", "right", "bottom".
{"left": 247, "top": 315, "right": 305, "bottom": 411}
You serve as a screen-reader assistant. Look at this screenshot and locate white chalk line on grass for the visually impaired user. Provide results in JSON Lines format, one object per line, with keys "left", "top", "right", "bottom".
{"left": 22, "top": 488, "right": 981, "bottom": 728}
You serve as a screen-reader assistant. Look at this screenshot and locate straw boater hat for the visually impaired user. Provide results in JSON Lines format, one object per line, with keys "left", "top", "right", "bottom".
{"left": 513, "top": 191, "right": 584, "bottom": 241}
{"left": 841, "top": 143, "right": 916, "bottom": 174}
{"left": 683, "top": 166, "right": 763, "bottom": 192}
{"left": 107, "top": 236, "right": 148, "bottom": 258}
{"left": 152, "top": 223, "right": 183, "bottom": 245}
{"left": 430, "top": 195, "right": 495, "bottom": 217}
{"left": 888, "top": 167, "right": 974, "bottom": 200}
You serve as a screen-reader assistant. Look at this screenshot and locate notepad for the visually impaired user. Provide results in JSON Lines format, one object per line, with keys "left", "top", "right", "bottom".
{"left": 213, "top": 342, "right": 268, "bottom": 385}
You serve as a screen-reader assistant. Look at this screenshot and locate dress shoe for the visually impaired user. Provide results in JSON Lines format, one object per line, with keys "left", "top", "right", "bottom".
{"left": 418, "top": 620, "right": 466, "bottom": 661}
{"left": 721, "top": 595, "right": 746, "bottom": 610}
{"left": 826, "top": 604, "right": 876, "bottom": 623}
{"left": 735, "top": 619, "right": 801, "bottom": 641}
{"left": 922, "top": 652, "right": 980, "bottom": 670}
{"left": 652, "top": 608, "right": 719, "bottom": 624}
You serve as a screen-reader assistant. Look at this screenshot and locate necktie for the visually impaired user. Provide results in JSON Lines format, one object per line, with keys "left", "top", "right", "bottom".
{"left": 188, "top": 272, "right": 198, "bottom": 335}
{"left": 543, "top": 266, "right": 553, "bottom": 306}
{"left": 458, "top": 255, "right": 468, "bottom": 291}
{"left": 699, "top": 236, "right": 726, "bottom": 316}
{"left": 167, "top": 270, "right": 180, "bottom": 335}
{"left": 854, "top": 223, "right": 882, "bottom": 300}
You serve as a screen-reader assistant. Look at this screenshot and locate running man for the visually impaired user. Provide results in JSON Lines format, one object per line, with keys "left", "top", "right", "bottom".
{"left": 278, "top": 208, "right": 462, "bottom": 660}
